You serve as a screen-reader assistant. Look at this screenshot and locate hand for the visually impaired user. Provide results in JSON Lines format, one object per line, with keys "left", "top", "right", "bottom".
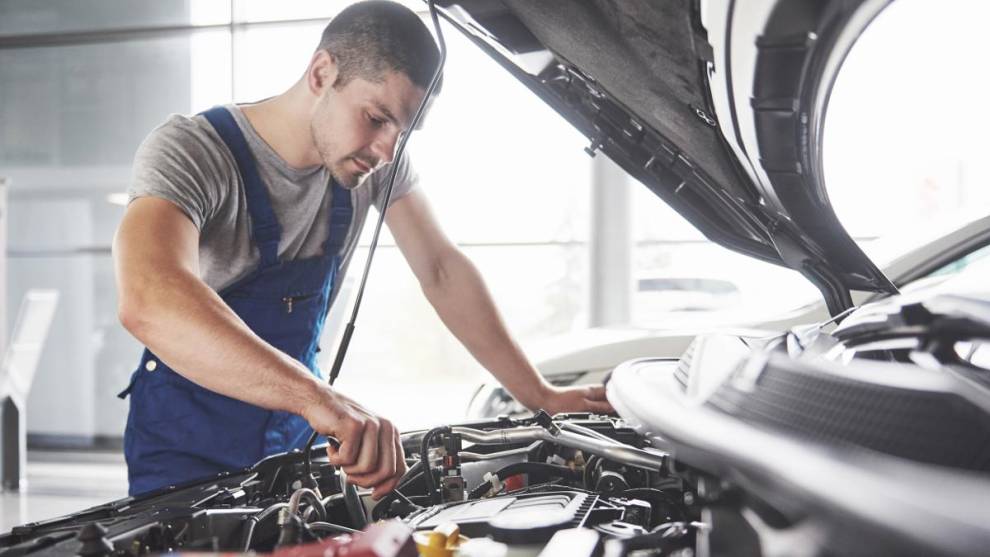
{"left": 538, "top": 384, "right": 614, "bottom": 415}
{"left": 301, "top": 386, "right": 406, "bottom": 500}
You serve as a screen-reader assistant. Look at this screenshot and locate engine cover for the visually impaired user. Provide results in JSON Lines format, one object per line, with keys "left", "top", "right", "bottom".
{"left": 405, "top": 489, "right": 650, "bottom": 544}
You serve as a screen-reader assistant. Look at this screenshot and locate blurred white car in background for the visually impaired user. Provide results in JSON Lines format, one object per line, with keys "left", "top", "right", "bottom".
{"left": 635, "top": 275, "right": 742, "bottom": 313}
{"left": 469, "top": 212, "right": 990, "bottom": 417}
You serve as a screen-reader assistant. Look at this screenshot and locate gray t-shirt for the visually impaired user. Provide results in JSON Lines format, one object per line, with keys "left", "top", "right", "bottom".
{"left": 128, "top": 104, "right": 417, "bottom": 294}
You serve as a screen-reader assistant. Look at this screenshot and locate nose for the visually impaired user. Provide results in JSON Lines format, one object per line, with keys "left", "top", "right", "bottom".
{"left": 370, "top": 129, "right": 401, "bottom": 165}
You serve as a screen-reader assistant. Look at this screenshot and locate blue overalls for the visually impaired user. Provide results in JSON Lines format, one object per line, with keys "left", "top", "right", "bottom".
{"left": 118, "top": 106, "right": 353, "bottom": 496}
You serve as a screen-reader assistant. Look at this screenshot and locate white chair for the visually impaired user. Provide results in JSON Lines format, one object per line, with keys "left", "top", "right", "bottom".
{"left": 0, "top": 289, "right": 58, "bottom": 491}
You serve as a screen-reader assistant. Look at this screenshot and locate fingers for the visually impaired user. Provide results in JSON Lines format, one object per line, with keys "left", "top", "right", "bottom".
{"left": 345, "top": 419, "right": 391, "bottom": 480}
{"left": 580, "top": 384, "right": 614, "bottom": 413}
{"left": 585, "top": 397, "right": 614, "bottom": 413}
{"left": 308, "top": 393, "right": 406, "bottom": 497}
{"left": 352, "top": 417, "right": 381, "bottom": 475}
{"left": 543, "top": 385, "right": 613, "bottom": 415}
{"left": 371, "top": 425, "right": 407, "bottom": 499}
{"left": 378, "top": 420, "right": 396, "bottom": 480}
{"left": 393, "top": 429, "right": 408, "bottom": 479}
{"left": 327, "top": 417, "right": 363, "bottom": 467}
{"left": 344, "top": 418, "right": 404, "bottom": 497}
{"left": 585, "top": 384, "right": 608, "bottom": 401}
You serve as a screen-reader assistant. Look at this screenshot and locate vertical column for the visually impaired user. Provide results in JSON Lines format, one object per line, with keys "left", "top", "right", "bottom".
{"left": 0, "top": 178, "right": 6, "bottom": 359}
{"left": 588, "top": 156, "right": 632, "bottom": 328}
{"left": 19, "top": 199, "right": 95, "bottom": 442}
{"left": 0, "top": 178, "right": 12, "bottom": 490}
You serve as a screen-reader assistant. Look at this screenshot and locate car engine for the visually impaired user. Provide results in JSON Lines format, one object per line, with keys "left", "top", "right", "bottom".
{"left": 4, "top": 293, "right": 990, "bottom": 556}
{"left": 0, "top": 411, "right": 695, "bottom": 556}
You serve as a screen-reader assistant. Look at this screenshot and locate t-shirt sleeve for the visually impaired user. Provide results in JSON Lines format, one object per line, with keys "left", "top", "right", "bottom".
{"left": 369, "top": 152, "right": 420, "bottom": 212}
{"left": 128, "top": 115, "right": 231, "bottom": 230}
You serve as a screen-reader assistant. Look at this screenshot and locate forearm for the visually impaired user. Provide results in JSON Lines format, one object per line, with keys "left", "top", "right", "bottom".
{"left": 118, "top": 264, "right": 405, "bottom": 496}
{"left": 117, "top": 267, "right": 325, "bottom": 415}
{"left": 421, "top": 251, "right": 551, "bottom": 411}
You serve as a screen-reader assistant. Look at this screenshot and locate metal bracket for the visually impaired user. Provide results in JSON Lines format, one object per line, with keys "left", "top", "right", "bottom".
{"left": 690, "top": 104, "right": 717, "bottom": 127}
{"left": 584, "top": 137, "right": 605, "bottom": 157}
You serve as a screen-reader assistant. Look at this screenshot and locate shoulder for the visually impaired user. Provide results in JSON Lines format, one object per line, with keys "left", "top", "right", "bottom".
{"left": 135, "top": 113, "right": 234, "bottom": 175}
{"left": 130, "top": 112, "right": 239, "bottom": 230}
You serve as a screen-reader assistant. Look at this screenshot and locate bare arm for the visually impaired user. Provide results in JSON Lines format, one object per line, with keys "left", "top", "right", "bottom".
{"left": 114, "top": 197, "right": 320, "bottom": 411}
{"left": 386, "top": 190, "right": 612, "bottom": 414}
{"left": 114, "top": 197, "right": 404, "bottom": 497}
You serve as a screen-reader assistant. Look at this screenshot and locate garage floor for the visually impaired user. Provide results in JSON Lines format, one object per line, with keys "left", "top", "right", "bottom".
{"left": 0, "top": 451, "right": 128, "bottom": 532}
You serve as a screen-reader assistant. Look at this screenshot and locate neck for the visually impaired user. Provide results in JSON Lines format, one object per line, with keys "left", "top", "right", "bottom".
{"left": 240, "top": 81, "right": 322, "bottom": 168}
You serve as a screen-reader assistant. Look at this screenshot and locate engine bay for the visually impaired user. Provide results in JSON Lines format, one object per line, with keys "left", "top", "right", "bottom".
{"left": 0, "top": 412, "right": 700, "bottom": 556}
{"left": 4, "top": 296, "right": 990, "bottom": 556}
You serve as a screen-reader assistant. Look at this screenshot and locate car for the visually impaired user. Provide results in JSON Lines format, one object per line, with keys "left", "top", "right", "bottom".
{"left": 635, "top": 275, "right": 743, "bottom": 313}
{"left": 469, "top": 212, "right": 990, "bottom": 418}
{"left": 4, "top": 1, "right": 989, "bottom": 556}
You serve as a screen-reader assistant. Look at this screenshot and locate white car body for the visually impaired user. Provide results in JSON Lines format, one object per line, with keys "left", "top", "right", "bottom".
{"left": 469, "top": 213, "right": 990, "bottom": 417}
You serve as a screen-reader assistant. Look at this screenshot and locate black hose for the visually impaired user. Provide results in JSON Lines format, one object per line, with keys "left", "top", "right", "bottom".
{"left": 468, "top": 462, "right": 581, "bottom": 499}
{"left": 420, "top": 426, "right": 450, "bottom": 504}
{"left": 582, "top": 455, "right": 601, "bottom": 491}
{"left": 341, "top": 472, "right": 369, "bottom": 530}
{"left": 303, "top": 505, "right": 318, "bottom": 524}
{"left": 397, "top": 459, "right": 424, "bottom": 487}
{"left": 289, "top": 488, "right": 327, "bottom": 522}
{"left": 242, "top": 502, "right": 289, "bottom": 552}
{"left": 369, "top": 475, "right": 424, "bottom": 521}
{"left": 370, "top": 463, "right": 426, "bottom": 521}
{"left": 375, "top": 457, "right": 423, "bottom": 497}
{"left": 391, "top": 489, "right": 417, "bottom": 508}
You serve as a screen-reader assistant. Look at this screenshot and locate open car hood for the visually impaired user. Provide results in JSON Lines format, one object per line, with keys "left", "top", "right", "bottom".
{"left": 431, "top": 0, "right": 897, "bottom": 314}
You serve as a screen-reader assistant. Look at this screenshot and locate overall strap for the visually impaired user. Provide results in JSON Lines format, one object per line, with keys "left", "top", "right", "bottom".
{"left": 323, "top": 179, "right": 354, "bottom": 257}
{"left": 201, "top": 106, "right": 281, "bottom": 268}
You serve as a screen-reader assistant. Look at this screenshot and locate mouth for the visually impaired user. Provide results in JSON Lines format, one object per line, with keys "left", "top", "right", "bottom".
{"left": 350, "top": 157, "right": 373, "bottom": 174}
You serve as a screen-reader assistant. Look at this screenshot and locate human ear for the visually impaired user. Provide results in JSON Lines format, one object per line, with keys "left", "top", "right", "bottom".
{"left": 307, "top": 50, "right": 339, "bottom": 95}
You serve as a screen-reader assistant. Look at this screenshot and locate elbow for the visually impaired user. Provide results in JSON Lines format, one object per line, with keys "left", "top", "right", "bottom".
{"left": 118, "top": 295, "right": 150, "bottom": 339}
{"left": 420, "top": 249, "right": 486, "bottom": 307}
{"left": 421, "top": 261, "right": 450, "bottom": 297}
{"left": 420, "top": 249, "right": 462, "bottom": 298}
{"left": 117, "top": 284, "right": 160, "bottom": 341}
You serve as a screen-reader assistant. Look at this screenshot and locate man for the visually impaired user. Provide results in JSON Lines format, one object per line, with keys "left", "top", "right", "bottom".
{"left": 114, "top": 1, "right": 611, "bottom": 499}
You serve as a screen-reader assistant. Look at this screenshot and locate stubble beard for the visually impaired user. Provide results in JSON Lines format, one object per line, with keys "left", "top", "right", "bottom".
{"left": 330, "top": 157, "right": 362, "bottom": 189}
{"left": 311, "top": 122, "right": 362, "bottom": 190}
{"left": 325, "top": 150, "right": 373, "bottom": 190}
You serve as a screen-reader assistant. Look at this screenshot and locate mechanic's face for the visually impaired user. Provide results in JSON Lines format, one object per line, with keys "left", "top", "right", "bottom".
{"left": 310, "top": 66, "right": 425, "bottom": 189}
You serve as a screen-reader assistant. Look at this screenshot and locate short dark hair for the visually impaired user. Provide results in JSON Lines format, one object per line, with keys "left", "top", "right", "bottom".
{"left": 317, "top": 1, "right": 440, "bottom": 90}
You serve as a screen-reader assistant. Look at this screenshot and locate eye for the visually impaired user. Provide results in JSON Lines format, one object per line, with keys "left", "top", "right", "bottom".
{"left": 367, "top": 113, "right": 386, "bottom": 128}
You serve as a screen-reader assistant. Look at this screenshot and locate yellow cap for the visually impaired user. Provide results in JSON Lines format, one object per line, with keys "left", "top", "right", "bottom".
{"left": 414, "top": 523, "right": 466, "bottom": 557}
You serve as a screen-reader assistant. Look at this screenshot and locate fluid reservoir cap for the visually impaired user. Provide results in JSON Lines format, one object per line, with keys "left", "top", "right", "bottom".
{"left": 414, "top": 523, "right": 467, "bottom": 557}
{"left": 489, "top": 508, "right": 572, "bottom": 544}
